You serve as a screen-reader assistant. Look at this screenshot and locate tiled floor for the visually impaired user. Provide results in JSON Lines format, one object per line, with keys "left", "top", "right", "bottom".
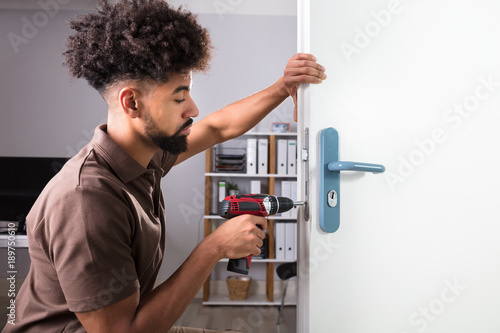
{"left": 174, "top": 298, "right": 296, "bottom": 333}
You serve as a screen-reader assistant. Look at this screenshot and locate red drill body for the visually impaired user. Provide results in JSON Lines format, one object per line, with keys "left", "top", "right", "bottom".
{"left": 218, "top": 194, "right": 296, "bottom": 275}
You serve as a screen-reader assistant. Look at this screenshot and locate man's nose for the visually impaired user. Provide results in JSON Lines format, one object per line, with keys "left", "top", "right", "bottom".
{"left": 184, "top": 96, "right": 199, "bottom": 118}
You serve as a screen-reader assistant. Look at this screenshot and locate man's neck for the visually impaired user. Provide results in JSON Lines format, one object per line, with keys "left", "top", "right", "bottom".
{"left": 106, "top": 120, "right": 157, "bottom": 169}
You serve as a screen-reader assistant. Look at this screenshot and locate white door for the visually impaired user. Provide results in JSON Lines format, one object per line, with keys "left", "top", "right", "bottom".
{"left": 296, "top": 0, "right": 500, "bottom": 332}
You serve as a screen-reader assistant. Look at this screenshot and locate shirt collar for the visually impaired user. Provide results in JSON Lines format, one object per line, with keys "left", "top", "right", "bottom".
{"left": 90, "top": 124, "right": 150, "bottom": 183}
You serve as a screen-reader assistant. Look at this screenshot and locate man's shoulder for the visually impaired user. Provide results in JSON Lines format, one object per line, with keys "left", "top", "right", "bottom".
{"left": 50, "top": 144, "right": 124, "bottom": 196}
{"left": 28, "top": 145, "right": 128, "bottom": 224}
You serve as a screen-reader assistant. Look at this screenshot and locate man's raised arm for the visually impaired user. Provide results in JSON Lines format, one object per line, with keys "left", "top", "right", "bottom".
{"left": 175, "top": 53, "right": 326, "bottom": 165}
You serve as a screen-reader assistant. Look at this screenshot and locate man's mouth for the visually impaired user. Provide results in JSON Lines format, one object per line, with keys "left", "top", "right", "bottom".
{"left": 180, "top": 118, "right": 193, "bottom": 135}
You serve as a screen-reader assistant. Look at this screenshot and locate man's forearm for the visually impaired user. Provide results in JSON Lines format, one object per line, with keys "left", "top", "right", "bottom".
{"left": 209, "top": 77, "right": 289, "bottom": 142}
{"left": 131, "top": 238, "right": 220, "bottom": 332}
{"left": 128, "top": 213, "right": 266, "bottom": 332}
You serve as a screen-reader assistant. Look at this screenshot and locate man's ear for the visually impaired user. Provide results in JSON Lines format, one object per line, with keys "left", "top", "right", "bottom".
{"left": 118, "top": 87, "right": 140, "bottom": 119}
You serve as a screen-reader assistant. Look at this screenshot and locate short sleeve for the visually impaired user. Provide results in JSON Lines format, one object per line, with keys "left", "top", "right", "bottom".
{"left": 32, "top": 186, "right": 140, "bottom": 313}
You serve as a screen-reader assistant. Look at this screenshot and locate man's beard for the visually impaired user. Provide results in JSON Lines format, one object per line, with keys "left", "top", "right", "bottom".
{"left": 143, "top": 112, "right": 193, "bottom": 155}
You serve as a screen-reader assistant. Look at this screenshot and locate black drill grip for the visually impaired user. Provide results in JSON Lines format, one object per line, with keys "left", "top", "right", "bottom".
{"left": 227, "top": 224, "right": 263, "bottom": 275}
{"left": 227, "top": 256, "right": 252, "bottom": 275}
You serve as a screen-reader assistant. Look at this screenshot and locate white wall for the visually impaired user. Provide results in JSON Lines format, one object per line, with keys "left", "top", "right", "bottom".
{"left": 0, "top": 2, "right": 297, "bottom": 286}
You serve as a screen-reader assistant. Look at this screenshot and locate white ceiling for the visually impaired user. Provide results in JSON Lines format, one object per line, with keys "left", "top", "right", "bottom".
{"left": 0, "top": 0, "right": 296, "bottom": 16}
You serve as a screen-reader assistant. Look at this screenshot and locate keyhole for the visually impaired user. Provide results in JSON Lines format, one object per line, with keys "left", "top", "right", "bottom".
{"left": 327, "top": 190, "right": 337, "bottom": 207}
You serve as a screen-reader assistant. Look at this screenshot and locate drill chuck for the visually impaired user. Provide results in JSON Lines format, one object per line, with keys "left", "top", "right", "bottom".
{"left": 265, "top": 195, "right": 294, "bottom": 215}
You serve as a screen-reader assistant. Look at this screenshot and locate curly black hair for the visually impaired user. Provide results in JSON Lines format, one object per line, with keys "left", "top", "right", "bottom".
{"left": 63, "top": 0, "right": 212, "bottom": 94}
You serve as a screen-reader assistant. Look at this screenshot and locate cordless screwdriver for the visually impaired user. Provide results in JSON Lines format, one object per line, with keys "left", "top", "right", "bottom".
{"left": 218, "top": 194, "right": 305, "bottom": 275}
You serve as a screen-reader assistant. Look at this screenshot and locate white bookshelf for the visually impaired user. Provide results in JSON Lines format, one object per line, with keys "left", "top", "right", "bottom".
{"left": 203, "top": 132, "right": 298, "bottom": 305}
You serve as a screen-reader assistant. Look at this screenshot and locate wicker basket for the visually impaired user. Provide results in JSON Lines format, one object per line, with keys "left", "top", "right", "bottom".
{"left": 226, "top": 276, "right": 252, "bottom": 300}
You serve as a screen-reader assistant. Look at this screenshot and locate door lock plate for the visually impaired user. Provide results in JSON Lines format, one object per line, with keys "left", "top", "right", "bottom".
{"left": 319, "top": 127, "right": 385, "bottom": 233}
{"left": 319, "top": 128, "right": 340, "bottom": 233}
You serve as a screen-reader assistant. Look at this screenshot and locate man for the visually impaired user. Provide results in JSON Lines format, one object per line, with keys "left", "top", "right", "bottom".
{"left": 4, "top": 0, "right": 325, "bottom": 332}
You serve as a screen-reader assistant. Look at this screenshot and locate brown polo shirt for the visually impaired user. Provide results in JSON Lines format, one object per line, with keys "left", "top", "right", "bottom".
{"left": 5, "top": 124, "right": 177, "bottom": 332}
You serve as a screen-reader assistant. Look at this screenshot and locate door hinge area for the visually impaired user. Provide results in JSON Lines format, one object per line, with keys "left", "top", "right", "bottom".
{"left": 303, "top": 127, "right": 310, "bottom": 222}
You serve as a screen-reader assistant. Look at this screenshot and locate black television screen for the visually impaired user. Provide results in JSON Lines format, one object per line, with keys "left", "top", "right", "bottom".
{"left": 0, "top": 157, "right": 69, "bottom": 228}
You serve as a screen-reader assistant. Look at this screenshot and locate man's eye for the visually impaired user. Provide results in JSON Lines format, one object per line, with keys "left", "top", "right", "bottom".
{"left": 175, "top": 99, "right": 186, "bottom": 103}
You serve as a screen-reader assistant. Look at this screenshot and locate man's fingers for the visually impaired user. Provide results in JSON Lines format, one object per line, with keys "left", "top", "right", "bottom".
{"left": 291, "top": 52, "right": 317, "bottom": 62}
{"left": 252, "top": 247, "right": 261, "bottom": 256}
{"left": 288, "top": 59, "right": 325, "bottom": 72}
{"left": 285, "top": 74, "right": 325, "bottom": 87}
{"left": 285, "top": 60, "right": 326, "bottom": 79}
{"left": 285, "top": 65, "right": 326, "bottom": 79}
{"left": 284, "top": 53, "right": 326, "bottom": 122}
{"left": 254, "top": 216, "right": 267, "bottom": 231}
{"left": 257, "top": 228, "right": 266, "bottom": 240}
{"left": 284, "top": 57, "right": 327, "bottom": 87}
{"left": 257, "top": 238, "right": 264, "bottom": 248}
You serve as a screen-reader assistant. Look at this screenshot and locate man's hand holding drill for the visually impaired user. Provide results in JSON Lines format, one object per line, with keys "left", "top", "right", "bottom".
{"left": 206, "top": 215, "right": 267, "bottom": 261}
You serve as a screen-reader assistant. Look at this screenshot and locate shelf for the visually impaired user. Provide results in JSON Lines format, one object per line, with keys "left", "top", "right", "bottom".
{"left": 202, "top": 293, "right": 297, "bottom": 306}
{"left": 217, "top": 258, "right": 296, "bottom": 264}
{"left": 204, "top": 215, "right": 298, "bottom": 221}
{"left": 205, "top": 173, "right": 297, "bottom": 178}
{"left": 243, "top": 132, "right": 297, "bottom": 137}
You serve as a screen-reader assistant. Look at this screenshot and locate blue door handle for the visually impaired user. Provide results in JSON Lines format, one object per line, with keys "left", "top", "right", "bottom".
{"left": 328, "top": 161, "right": 385, "bottom": 173}
{"left": 320, "top": 128, "right": 385, "bottom": 233}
